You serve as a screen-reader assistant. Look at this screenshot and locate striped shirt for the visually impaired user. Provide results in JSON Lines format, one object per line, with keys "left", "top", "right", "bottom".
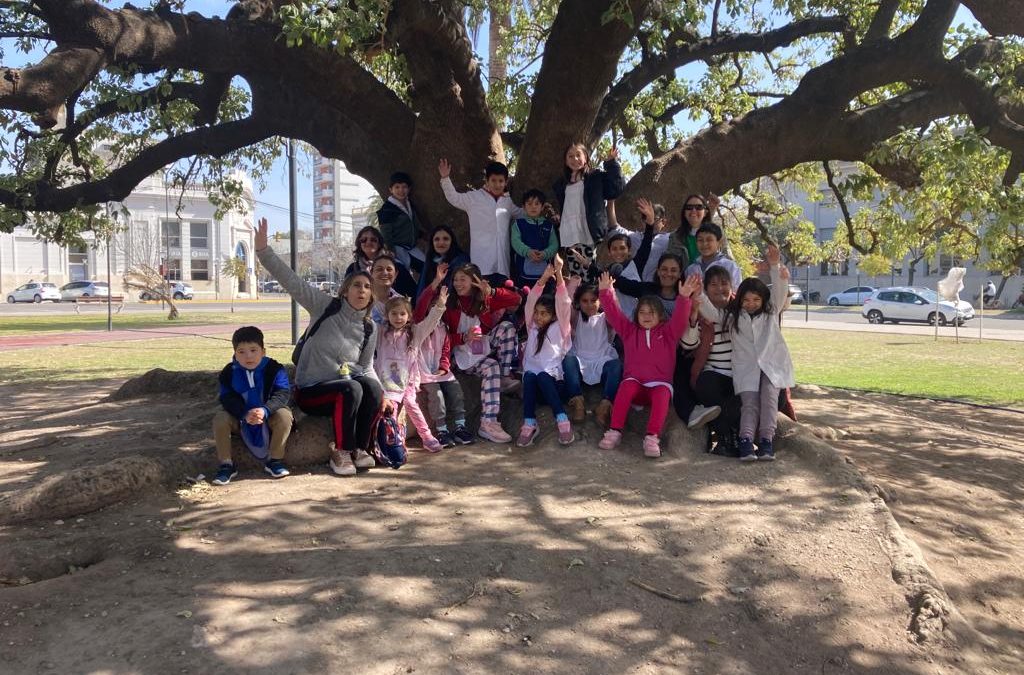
{"left": 680, "top": 318, "right": 733, "bottom": 377}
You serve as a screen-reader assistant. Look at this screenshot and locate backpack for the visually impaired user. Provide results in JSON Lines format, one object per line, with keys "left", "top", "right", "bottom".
{"left": 372, "top": 411, "right": 407, "bottom": 469}
{"left": 291, "top": 298, "right": 373, "bottom": 366}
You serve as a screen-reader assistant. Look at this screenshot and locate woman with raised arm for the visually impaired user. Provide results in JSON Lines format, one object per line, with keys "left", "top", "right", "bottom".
{"left": 255, "top": 218, "right": 387, "bottom": 477}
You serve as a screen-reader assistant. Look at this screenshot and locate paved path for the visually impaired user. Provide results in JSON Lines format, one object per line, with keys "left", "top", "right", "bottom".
{"left": 783, "top": 314, "right": 1024, "bottom": 341}
{"left": 0, "top": 322, "right": 294, "bottom": 351}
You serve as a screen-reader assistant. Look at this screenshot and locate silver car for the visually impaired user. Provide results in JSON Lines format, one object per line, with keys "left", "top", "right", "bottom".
{"left": 861, "top": 287, "right": 975, "bottom": 326}
{"left": 6, "top": 282, "right": 61, "bottom": 303}
{"left": 59, "top": 280, "right": 110, "bottom": 301}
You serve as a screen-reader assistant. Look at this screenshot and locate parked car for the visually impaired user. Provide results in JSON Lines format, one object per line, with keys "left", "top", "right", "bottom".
{"left": 6, "top": 282, "right": 61, "bottom": 303}
{"left": 140, "top": 282, "right": 194, "bottom": 301}
{"left": 59, "top": 280, "right": 110, "bottom": 302}
{"left": 861, "top": 287, "right": 975, "bottom": 326}
{"left": 768, "top": 283, "right": 805, "bottom": 305}
{"left": 827, "top": 286, "right": 876, "bottom": 306}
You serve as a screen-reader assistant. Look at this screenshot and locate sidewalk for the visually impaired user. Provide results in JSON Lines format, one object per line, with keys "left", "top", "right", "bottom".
{"left": 0, "top": 322, "right": 294, "bottom": 351}
{"left": 784, "top": 317, "right": 1024, "bottom": 341}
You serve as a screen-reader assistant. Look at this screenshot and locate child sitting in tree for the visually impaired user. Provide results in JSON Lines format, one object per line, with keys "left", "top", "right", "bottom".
{"left": 438, "top": 158, "right": 524, "bottom": 283}
{"left": 597, "top": 271, "right": 702, "bottom": 458}
{"left": 517, "top": 255, "right": 574, "bottom": 447}
{"left": 684, "top": 222, "right": 741, "bottom": 289}
{"left": 511, "top": 188, "right": 559, "bottom": 288}
{"left": 212, "top": 326, "right": 293, "bottom": 485}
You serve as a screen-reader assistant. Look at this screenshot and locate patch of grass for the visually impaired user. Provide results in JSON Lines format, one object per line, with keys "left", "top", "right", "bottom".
{"left": 0, "top": 310, "right": 306, "bottom": 336}
{"left": 0, "top": 331, "right": 297, "bottom": 385}
{"left": 3, "top": 325, "right": 1022, "bottom": 409}
{"left": 784, "top": 329, "right": 1024, "bottom": 408}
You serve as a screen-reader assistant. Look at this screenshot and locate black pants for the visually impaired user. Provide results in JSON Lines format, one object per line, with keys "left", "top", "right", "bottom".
{"left": 295, "top": 375, "right": 383, "bottom": 451}
{"left": 694, "top": 370, "right": 741, "bottom": 441}
{"left": 672, "top": 350, "right": 699, "bottom": 422}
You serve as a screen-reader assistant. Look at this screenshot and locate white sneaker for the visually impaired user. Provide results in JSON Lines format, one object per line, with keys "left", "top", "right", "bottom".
{"left": 478, "top": 419, "right": 512, "bottom": 443}
{"left": 353, "top": 449, "right": 376, "bottom": 469}
{"left": 687, "top": 404, "right": 721, "bottom": 430}
{"left": 328, "top": 443, "right": 356, "bottom": 476}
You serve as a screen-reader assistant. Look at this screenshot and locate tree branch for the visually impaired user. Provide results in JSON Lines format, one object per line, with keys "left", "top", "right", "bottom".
{"left": 960, "top": 0, "right": 1024, "bottom": 38}
{"left": 823, "top": 161, "right": 873, "bottom": 255}
{"left": 864, "top": 0, "right": 901, "bottom": 42}
{"left": 1, "top": 46, "right": 105, "bottom": 126}
{"left": 0, "top": 116, "right": 273, "bottom": 212}
{"left": 592, "top": 16, "right": 850, "bottom": 142}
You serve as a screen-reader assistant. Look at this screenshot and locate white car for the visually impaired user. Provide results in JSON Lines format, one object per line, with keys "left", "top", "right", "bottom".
{"left": 140, "top": 282, "right": 194, "bottom": 301}
{"left": 6, "top": 282, "right": 62, "bottom": 303}
{"left": 861, "top": 287, "right": 975, "bottom": 326}
{"left": 827, "top": 286, "right": 875, "bottom": 306}
{"left": 59, "top": 280, "right": 110, "bottom": 301}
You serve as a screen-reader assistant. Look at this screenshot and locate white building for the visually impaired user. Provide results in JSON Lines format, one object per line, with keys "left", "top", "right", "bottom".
{"left": 312, "top": 155, "right": 377, "bottom": 248}
{"left": 0, "top": 172, "right": 257, "bottom": 299}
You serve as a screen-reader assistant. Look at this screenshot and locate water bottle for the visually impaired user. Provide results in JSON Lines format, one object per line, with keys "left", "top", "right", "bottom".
{"left": 469, "top": 325, "right": 484, "bottom": 355}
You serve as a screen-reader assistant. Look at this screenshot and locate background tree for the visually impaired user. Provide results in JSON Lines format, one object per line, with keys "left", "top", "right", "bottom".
{"left": 221, "top": 255, "right": 248, "bottom": 313}
{"left": 0, "top": 0, "right": 1022, "bottom": 272}
{"left": 114, "top": 217, "right": 181, "bottom": 319}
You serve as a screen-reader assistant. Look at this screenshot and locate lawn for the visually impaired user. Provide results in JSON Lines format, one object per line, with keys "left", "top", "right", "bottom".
{"left": 0, "top": 330, "right": 297, "bottom": 384}
{"left": 0, "top": 309, "right": 305, "bottom": 336}
{"left": 1, "top": 327, "right": 1021, "bottom": 409}
{"left": 784, "top": 329, "right": 1024, "bottom": 408}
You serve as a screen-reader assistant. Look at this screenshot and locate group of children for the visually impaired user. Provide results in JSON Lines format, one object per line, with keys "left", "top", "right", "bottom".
{"left": 212, "top": 145, "right": 796, "bottom": 483}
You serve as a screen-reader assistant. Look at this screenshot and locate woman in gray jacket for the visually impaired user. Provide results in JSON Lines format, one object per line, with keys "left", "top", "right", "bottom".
{"left": 255, "top": 218, "right": 385, "bottom": 477}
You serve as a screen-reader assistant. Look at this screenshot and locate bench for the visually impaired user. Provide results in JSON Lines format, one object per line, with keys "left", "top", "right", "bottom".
{"left": 74, "top": 295, "right": 125, "bottom": 314}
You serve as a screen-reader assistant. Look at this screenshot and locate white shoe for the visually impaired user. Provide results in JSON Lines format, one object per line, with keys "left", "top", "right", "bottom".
{"left": 687, "top": 405, "right": 721, "bottom": 430}
{"left": 328, "top": 443, "right": 356, "bottom": 476}
{"left": 353, "top": 449, "right": 376, "bottom": 469}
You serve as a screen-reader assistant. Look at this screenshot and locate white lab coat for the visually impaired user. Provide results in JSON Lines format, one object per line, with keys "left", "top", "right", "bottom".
{"left": 440, "top": 177, "right": 524, "bottom": 277}
{"left": 729, "top": 264, "right": 795, "bottom": 393}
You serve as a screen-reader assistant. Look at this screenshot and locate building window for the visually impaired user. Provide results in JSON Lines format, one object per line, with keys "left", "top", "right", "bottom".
{"left": 161, "top": 220, "right": 181, "bottom": 249}
{"left": 190, "top": 221, "right": 209, "bottom": 250}
{"left": 938, "top": 253, "right": 961, "bottom": 276}
{"left": 191, "top": 259, "right": 209, "bottom": 281}
{"left": 68, "top": 244, "right": 89, "bottom": 281}
{"left": 165, "top": 258, "right": 182, "bottom": 281}
{"left": 820, "top": 260, "right": 849, "bottom": 276}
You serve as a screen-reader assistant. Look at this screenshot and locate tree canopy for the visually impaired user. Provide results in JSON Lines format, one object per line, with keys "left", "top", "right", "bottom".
{"left": 1, "top": 0, "right": 1023, "bottom": 273}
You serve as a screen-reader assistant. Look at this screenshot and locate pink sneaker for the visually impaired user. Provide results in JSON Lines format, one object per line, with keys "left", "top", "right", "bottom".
{"left": 598, "top": 429, "right": 622, "bottom": 450}
{"left": 643, "top": 434, "right": 661, "bottom": 458}
{"left": 478, "top": 419, "right": 512, "bottom": 444}
{"left": 557, "top": 420, "right": 574, "bottom": 445}
{"left": 422, "top": 437, "right": 443, "bottom": 453}
{"left": 516, "top": 424, "right": 538, "bottom": 447}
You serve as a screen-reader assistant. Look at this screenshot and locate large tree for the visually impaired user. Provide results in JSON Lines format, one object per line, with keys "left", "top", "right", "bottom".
{"left": 1, "top": 0, "right": 1023, "bottom": 250}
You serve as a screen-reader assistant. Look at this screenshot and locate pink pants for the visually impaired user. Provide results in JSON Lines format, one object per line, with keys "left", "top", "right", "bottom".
{"left": 398, "top": 385, "right": 437, "bottom": 447}
{"left": 610, "top": 380, "right": 671, "bottom": 436}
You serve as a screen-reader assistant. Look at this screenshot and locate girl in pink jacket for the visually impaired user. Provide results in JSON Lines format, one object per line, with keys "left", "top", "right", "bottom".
{"left": 597, "top": 271, "right": 702, "bottom": 457}
{"left": 375, "top": 291, "right": 447, "bottom": 452}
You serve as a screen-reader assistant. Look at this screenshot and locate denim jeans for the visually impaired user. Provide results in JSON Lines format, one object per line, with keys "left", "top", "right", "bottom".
{"left": 522, "top": 371, "right": 566, "bottom": 420}
{"left": 562, "top": 354, "right": 623, "bottom": 401}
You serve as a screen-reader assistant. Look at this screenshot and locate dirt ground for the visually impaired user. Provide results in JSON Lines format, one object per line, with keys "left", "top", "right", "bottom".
{"left": 0, "top": 376, "right": 1021, "bottom": 674}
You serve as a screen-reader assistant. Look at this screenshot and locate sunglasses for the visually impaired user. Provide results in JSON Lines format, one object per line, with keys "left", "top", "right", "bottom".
{"left": 684, "top": 204, "right": 706, "bottom": 211}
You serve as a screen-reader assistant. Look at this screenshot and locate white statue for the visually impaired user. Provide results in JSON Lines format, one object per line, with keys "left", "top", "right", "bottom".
{"left": 938, "top": 267, "right": 966, "bottom": 302}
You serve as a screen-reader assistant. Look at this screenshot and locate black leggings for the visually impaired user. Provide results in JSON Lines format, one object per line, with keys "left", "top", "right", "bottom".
{"left": 295, "top": 375, "right": 383, "bottom": 451}
{"left": 672, "top": 350, "right": 699, "bottom": 422}
{"left": 694, "top": 370, "right": 741, "bottom": 440}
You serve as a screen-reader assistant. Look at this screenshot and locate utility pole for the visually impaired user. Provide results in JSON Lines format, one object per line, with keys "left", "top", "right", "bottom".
{"left": 288, "top": 139, "right": 299, "bottom": 344}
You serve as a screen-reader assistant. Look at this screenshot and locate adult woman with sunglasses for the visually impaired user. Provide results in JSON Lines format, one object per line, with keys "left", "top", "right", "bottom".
{"left": 345, "top": 226, "right": 417, "bottom": 297}
{"left": 665, "top": 194, "right": 721, "bottom": 269}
